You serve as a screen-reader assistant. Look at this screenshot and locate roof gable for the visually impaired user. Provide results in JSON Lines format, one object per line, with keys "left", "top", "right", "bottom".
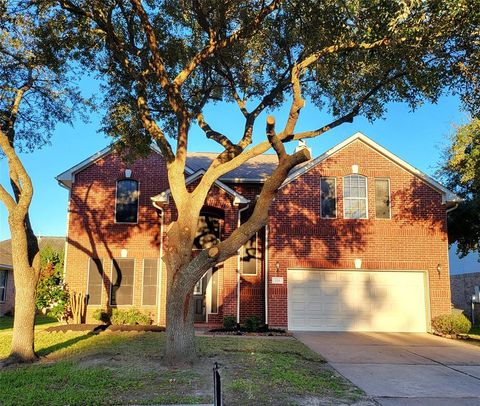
{"left": 151, "top": 169, "right": 250, "bottom": 206}
{"left": 56, "top": 144, "right": 192, "bottom": 189}
{"left": 280, "top": 132, "right": 460, "bottom": 205}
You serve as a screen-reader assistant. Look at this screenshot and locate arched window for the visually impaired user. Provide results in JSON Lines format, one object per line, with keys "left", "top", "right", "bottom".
{"left": 343, "top": 174, "right": 368, "bottom": 219}
{"left": 115, "top": 179, "right": 139, "bottom": 223}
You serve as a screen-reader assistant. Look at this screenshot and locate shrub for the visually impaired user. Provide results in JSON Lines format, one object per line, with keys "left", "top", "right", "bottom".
{"left": 35, "top": 246, "right": 69, "bottom": 321}
{"left": 244, "top": 316, "right": 262, "bottom": 332}
{"left": 431, "top": 313, "right": 471, "bottom": 336}
{"left": 92, "top": 309, "right": 111, "bottom": 324}
{"left": 110, "top": 308, "right": 151, "bottom": 325}
{"left": 223, "top": 315, "right": 236, "bottom": 330}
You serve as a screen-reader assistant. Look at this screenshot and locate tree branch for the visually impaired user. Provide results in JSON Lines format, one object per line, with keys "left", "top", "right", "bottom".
{"left": 173, "top": 0, "right": 281, "bottom": 88}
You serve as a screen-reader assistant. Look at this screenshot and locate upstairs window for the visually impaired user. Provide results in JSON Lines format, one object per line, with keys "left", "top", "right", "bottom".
{"left": 375, "top": 178, "right": 391, "bottom": 219}
{"left": 115, "top": 179, "right": 139, "bottom": 223}
{"left": 320, "top": 177, "right": 337, "bottom": 219}
{"left": 343, "top": 174, "right": 368, "bottom": 219}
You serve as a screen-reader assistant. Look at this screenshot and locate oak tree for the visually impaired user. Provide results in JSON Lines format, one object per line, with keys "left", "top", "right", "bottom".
{"left": 56, "top": 0, "right": 480, "bottom": 364}
{"left": 0, "top": 1, "right": 86, "bottom": 363}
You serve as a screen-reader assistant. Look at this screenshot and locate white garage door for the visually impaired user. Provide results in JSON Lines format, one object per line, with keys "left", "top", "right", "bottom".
{"left": 288, "top": 269, "right": 428, "bottom": 332}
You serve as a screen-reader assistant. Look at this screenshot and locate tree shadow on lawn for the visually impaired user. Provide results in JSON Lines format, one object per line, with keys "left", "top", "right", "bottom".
{"left": 36, "top": 332, "right": 98, "bottom": 358}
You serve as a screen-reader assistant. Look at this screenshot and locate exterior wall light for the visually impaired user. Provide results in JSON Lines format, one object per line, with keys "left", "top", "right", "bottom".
{"left": 275, "top": 261, "right": 280, "bottom": 273}
{"left": 121, "top": 249, "right": 128, "bottom": 258}
{"left": 437, "top": 264, "right": 442, "bottom": 274}
{"left": 125, "top": 169, "right": 132, "bottom": 178}
{"left": 354, "top": 258, "right": 362, "bottom": 269}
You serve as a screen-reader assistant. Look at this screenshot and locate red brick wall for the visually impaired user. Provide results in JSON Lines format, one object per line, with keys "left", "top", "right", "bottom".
{"left": 65, "top": 150, "right": 167, "bottom": 323}
{"left": 267, "top": 139, "right": 451, "bottom": 328}
{"left": 64, "top": 150, "right": 248, "bottom": 325}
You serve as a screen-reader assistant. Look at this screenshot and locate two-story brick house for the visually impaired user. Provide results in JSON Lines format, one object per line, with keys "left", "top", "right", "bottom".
{"left": 56, "top": 132, "right": 459, "bottom": 331}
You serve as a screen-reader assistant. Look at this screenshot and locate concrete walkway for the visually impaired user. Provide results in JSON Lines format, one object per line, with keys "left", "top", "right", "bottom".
{"left": 295, "top": 332, "right": 480, "bottom": 406}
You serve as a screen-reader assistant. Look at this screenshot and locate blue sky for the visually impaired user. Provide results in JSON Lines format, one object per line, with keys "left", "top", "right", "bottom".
{"left": 0, "top": 80, "right": 468, "bottom": 242}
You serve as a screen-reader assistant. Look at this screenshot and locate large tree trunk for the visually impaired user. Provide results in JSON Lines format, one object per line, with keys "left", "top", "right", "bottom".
{"left": 5, "top": 218, "right": 40, "bottom": 364}
{"left": 10, "top": 263, "right": 38, "bottom": 362}
{"left": 165, "top": 280, "right": 196, "bottom": 365}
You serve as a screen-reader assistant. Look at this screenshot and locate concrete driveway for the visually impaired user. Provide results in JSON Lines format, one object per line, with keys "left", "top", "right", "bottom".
{"left": 295, "top": 332, "right": 480, "bottom": 406}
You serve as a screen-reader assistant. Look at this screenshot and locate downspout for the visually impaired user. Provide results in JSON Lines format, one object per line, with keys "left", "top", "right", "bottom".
{"left": 153, "top": 202, "right": 164, "bottom": 326}
{"left": 237, "top": 204, "right": 250, "bottom": 325}
{"left": 62, "top": 187, "right": 71, "bottom": 281}
{"left": 264, "top": 224, "right": 269, "bottom": 327}
{"left": 446, "top": 203, "right": 459, "bottom": 213}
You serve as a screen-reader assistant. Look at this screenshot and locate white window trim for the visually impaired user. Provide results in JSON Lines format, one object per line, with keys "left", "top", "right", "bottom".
{"left": 141, "top": 258, "right": 159, "bottom": 306}
{"left": 241, "top": 232, "right": 259, "bottom": 276}
{"left": 110, "top": 258, "right": 135, "bottom": 306}
{"left": 0, "top": 270, "right": 7, "bottom": 303}
{"left": 343, "top": 174, "right": 369, "bottom": 220}
{"left": 114, "top": 179, "right": 140, "bottom": 225}
{"left": 375, "top": 178, "right": 391, "bottom": 220}
{"left": 320, "top": 177, "right": 337, "bottom": 219}
{"left": 86, "top": 258, "right": 103, "bottom": 306}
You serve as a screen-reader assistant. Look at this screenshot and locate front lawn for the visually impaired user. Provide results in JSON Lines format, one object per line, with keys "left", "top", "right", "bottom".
{"left": 0, "top": 319, "right": 370, "bottom": 405}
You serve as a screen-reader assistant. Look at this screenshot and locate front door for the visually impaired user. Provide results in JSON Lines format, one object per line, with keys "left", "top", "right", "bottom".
{"left": 193, "top": 273, "right": 207, "bottom": 322}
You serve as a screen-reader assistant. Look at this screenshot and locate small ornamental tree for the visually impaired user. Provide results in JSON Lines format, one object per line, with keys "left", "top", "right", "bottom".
{"left": 36, "top": 246, "right": 69, "bottom": 321}
{"left": 54, "top": 0, "right": 480, "bottom": 364}
{"left": 0, "top": 1, "right": 87, "bottom": 363}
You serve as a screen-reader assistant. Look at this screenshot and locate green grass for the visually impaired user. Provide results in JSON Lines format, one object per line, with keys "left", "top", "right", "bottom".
{"left": 0, "top": 315, "right": 59, "bottom": 331}
{"left": 0, "top": 324, "right": 368, "bottom": 405}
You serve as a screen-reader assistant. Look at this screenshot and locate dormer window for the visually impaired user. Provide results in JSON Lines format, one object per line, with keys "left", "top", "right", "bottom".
{"left": 343, "top": 174, "right": 368, "bottom": 219}
{"left": 115, "top": 179, "right": 139, "bottom": 223}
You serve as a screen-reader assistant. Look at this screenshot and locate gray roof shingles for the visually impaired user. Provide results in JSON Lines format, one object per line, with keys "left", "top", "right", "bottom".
{"left": 186, "top": 152, "right": 279, "bottom": 182}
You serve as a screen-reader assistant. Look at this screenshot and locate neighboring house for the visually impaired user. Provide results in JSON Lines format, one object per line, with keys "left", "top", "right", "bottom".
{"left": 0, "top": 237, "right": 66, "bottom": 316}
{"left": 56, "top": 132, "right": 459, "bottom": 332}
{"left": 451, "top": 272, "right": 480, "bottom": 319}
{"left": 450, "top": 245, "right": 480, "bottom": 318}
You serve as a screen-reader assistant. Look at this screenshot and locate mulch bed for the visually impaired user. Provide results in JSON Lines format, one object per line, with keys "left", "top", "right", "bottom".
{"left": 206, "top": 327, "right": 290, "bottom": 336}
{"left": 44, "top": 324, "right": 165, "bottom": 333}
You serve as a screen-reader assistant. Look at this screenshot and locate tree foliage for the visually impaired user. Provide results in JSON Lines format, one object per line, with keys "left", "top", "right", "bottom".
{"left": 441, "top": 118, "right": 480, "bottom": 257}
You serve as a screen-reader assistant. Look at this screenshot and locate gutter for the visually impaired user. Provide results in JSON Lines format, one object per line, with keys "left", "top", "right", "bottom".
{"left": 446, "top": 203, "right": 459, "bottom": 213}
{"left": 237, "top": 204, "right": 250, "bottom": 325}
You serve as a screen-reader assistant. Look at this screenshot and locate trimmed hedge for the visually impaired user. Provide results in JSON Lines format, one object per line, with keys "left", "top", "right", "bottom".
{"left": 431, "top": 313, "right": 471, "bottom": 336}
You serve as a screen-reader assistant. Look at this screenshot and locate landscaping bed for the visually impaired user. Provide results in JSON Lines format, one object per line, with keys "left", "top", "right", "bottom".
{"left": 44, "top": 324, "right": 165, "bottom": 333}
{"left": 207, "top": 326, "right": 290, "bottom": 337}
